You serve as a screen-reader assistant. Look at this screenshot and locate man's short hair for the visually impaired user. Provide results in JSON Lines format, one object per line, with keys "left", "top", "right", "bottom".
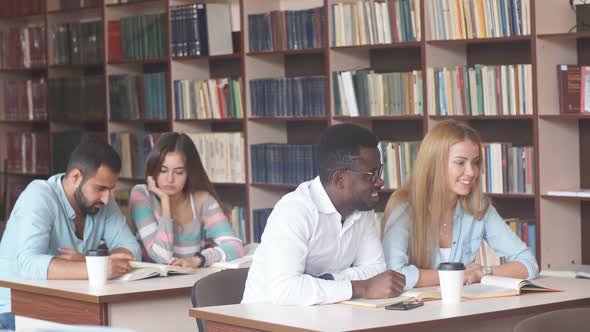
{"left": 66, "top": 137, "right": 121, "bottom": 179}
{"left": 317, "top": 123, "right": 379, "bottom": 185}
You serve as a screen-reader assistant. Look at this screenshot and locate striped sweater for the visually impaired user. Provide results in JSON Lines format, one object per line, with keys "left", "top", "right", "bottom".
{"left": 129, "top": 184, "right": 244, "bottom": 266}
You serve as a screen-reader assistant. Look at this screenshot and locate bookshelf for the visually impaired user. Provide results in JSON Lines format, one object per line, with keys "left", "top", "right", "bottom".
{"left": 0, "top": 0, "right": 586, "bottom": 270}
{"left": 534, "top": 0, "right": 590, "bottom": 268}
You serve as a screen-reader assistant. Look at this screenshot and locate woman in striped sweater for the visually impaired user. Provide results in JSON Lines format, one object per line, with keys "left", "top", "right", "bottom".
{"left": 129, "top": 132, "right": 244, "bottom": 268}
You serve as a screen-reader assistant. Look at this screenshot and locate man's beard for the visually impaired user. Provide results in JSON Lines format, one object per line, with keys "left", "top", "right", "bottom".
{"left": 73, "top": 185, "right": 102, "bottom": 215}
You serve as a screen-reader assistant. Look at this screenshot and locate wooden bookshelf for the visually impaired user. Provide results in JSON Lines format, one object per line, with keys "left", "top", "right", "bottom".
{"left": 0, "top": 0, "right": 586, "bottom": 266}
{"left": 535, "top": 0, "right": 590, "bottom": 268}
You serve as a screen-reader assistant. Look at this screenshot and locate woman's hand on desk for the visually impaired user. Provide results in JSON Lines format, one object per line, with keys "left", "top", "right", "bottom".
{"left": 169, "top": 256, "right": 201, "bottom": 269}
{"left": 464, "top": 263, "right": 484, "bottom": 285}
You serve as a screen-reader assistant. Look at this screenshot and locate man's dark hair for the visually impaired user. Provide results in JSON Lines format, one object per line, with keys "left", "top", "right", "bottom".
{"left": 317, "top": 123, "right": 379, "bottom": 185}
{"left": 66, "top": 137, "right": 122, "bottom": 178}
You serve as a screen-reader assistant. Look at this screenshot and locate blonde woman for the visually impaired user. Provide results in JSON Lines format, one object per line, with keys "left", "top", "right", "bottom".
{"left": 382, "top": 120, "right": 538, "bottom": 289}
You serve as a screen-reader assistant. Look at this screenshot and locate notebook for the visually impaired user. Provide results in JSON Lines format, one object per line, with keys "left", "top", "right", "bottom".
{"left": 340, "top": 287, "right": 441, "bottom": 308}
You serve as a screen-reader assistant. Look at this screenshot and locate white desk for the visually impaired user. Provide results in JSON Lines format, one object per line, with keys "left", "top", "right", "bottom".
{"left": 0, "top": 267, "right": 220, "bottom": 332}
{"left": 189, "top": 277, "right": 590, "bottom": 332}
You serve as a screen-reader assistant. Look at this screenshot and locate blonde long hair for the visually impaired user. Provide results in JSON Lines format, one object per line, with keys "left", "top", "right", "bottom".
{"left": 382, "top": 120, "right": 490, "bottom": 269}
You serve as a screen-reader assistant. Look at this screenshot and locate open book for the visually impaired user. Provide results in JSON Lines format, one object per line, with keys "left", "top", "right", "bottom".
{"left": 210, "top": 255, "right": 253, "bottom": 269}
{"left": 340, "top": 287, "right": 441, "bottom": 308}
{"left": 209, "top": 243, "right": 258, "bottom": 269}
{"left": 539, "top": 265, "right": 590, "bottom": 279}
{"left": 115, "top": 261, "right": 198, "bottom": 281}
{"left": 462, "top": 275, "right": 561, "bottom": 300}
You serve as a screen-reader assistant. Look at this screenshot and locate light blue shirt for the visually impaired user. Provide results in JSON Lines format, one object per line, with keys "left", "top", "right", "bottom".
{"left": 383, "top": 201, "right": 539, "bottom": 289}
{"left": 0, "top": 174, "right": 141, "bottom": 313}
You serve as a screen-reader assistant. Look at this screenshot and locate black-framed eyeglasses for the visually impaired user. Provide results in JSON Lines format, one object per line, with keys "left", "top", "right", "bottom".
{"left": 343, "top": 164, "right": 383, "bottom": 184}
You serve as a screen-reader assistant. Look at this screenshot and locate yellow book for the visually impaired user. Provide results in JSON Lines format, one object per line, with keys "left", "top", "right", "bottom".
{"left": 340, "top": 287, "right": 441, "bottom": 308}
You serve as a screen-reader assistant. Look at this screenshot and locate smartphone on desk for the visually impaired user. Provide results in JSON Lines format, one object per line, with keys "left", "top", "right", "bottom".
{"left": 385, "top": 301, "right": 424, "bottom": 311}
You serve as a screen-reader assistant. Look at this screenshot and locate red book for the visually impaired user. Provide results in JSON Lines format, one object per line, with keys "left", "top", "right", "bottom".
{"left": 558, "top": 65, "right": 582, "bottom": 114}
{"left": 217, "top": 78, "right": 227, "bottom": 118}
{"left": 23, "top": 133, "right": 33, "bottom": 173}
{"left": 7, "top": 132, "right": 20, "bottom": 173}
{"left": 108, "top": 20, "right": 122, "bottom": 62}
{"left": 32, "top": 78, "right": 47, "bottom": 120}
{"left": 390, "top": 0, "right": 399, "bottom": 42}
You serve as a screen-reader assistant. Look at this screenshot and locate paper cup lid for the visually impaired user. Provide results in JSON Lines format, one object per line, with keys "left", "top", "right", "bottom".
{"left": 437, "top": 262, "right": 465, "bottom": 271}
{"left": 86, "top": 249, "right": 108, "bottom": 257}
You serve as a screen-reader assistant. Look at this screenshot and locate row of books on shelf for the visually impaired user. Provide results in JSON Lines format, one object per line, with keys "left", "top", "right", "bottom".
{"left": 0, "top": 78, "right": 47, "bottom": 121}
{"left": 378, "top": 141, "right": 418, "bottom": 190}
{"left": 51, "top": 21, "right": 103, "bottom": 65}
{"left": 248, "top": 7, "right": 326, "bottom": 53}
{"left": 187, "top": 132, "right": 245, "bottom": 184}
{"left": 108, "top": 13, "right": 166, "bottom": 62}
{"left": 250, "top": 144, "right": 317, "bottom": 186}
{"left": 333, "top": 70, "right": 423, "bottom": 117}
{"left": 249, "top": 76, "right": 327, "bottom": 118}
{"left": 1, "top": 132, "right": 50, "bottom": 175}
{"left": 49, "top": 75, "right": 105, "bottom": 121}
{"left": 0, "top": 0, "right": 45, "bottom": 18}
{"left": 110, "top": 132, "right": 160, "bottom": 179}
{"left": 331, "top": 0, "right": 420, "bottom": 47}
{"left": 252, "top": 208, "right": 272, "bottom": 243}
{"left": 170, "top": 3, "right": 234, "bottom": 57}
{"left": 428, "top": 0, "right": 531, "bottom": 40}
{"left": 481, "top": 143, "right": 533, "bottom": 195}
{"left": 0, "top": 26, "right": 47, "bottom": 69}
{"left": 378, "top": 140, "right": 533, "bottom": 194}
{"left": 427, "top": 64, "right": 532, "bottom": 116}
{"left": 505, "top": 218, "right": 536, "bottom": 256}
{"left": 173, "top": 77, "right": 243, "bottom": 120}
{"left": 109, "top": 72, "right": 167, "bottom": 121}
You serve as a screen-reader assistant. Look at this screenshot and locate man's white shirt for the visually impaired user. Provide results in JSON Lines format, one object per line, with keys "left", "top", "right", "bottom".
{"left": 242, "top": 177, "right": 386, "bottom": 305}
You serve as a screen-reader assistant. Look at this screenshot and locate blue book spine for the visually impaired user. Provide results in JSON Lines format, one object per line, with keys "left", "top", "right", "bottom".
{"left": 250, "top": 145, "right": 259, "bottom": 182}
{"left": 197, "top": 4, "right": 209, "bottom": 55}
{"left": 528, "top": 224, "right": 536, "bottom": 256}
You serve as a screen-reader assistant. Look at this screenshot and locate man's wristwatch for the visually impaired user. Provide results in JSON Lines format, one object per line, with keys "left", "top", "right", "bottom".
{"left": 481, "top": 266, "right": 493, "bottom": 276}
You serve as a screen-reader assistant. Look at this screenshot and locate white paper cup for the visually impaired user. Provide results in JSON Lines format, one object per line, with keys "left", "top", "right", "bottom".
{"left": 437, "top": 262, "right": 465, "bottom": 304}
{"left": 86, "top": 249, "right": 109, "bottom": 287}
